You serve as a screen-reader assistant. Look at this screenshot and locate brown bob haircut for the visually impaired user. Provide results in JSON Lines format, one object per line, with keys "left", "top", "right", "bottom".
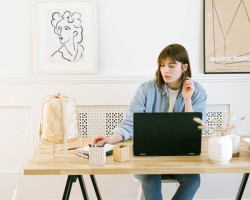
{"left": 155, "top": 44, "right": 192, "bottom": 88}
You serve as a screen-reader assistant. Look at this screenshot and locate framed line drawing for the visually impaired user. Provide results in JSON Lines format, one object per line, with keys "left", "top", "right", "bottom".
{"left": 204, "top": 0, "right": 250, "bottom": 73}
{"left": 33, "top": 0, "right": 97, "bottom": 74}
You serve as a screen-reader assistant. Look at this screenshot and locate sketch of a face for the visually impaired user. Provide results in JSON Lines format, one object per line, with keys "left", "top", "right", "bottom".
{"left": 56, "top": 20, "right": 76, "bottom": 44}
{"left": 51, "top": 11, "right": 84, "bottom": 62}
{"left": 212, "top": 143, "right": 228, "bottom": 161}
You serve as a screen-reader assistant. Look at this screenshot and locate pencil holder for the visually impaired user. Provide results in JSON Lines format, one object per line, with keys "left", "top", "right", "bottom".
{"left": 89, "top": 146, "right": 106, "bottom": 166}
{"left": 113, "top": 145, "right": 130, "bottom": 162}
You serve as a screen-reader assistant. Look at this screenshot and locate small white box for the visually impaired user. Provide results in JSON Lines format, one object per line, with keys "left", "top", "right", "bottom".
{"left": 89, "top": 146, "right": 106, "bottom": 166}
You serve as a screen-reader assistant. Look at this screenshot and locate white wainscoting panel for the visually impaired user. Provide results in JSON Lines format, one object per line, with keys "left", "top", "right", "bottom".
{"left": 0, "top": 107, "right": 32, "bottom": 172}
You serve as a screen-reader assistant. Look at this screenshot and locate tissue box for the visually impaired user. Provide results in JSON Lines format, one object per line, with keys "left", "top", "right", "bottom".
{"left": 113, "top": 145, "right": 130, "bottom": 162}
{"left": 89, "top": 146, "right": 106, "bottom": 166}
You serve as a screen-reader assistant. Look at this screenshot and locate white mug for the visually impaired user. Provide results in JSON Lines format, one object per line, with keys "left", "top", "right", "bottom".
{"left": 228, "top": 135, "right": 240, "bottom": 155}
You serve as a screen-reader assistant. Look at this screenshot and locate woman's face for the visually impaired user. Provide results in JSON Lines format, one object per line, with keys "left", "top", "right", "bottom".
{"left": 56, "top": 20, "right": 76, "bottom": 44}
{"left": 160, "top": 57, "right": 186, "bottom": 89}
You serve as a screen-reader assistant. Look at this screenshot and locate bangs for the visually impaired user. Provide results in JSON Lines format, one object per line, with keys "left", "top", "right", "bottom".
{"left": 158, "top": 49, "right": 178, "bottom": 65}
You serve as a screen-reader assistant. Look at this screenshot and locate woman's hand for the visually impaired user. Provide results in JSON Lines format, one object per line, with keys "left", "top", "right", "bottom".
{"left": 182, "top": 77, "right": 195, "bottom": 101}
{"left": 91, "top": 133, "right": 124, "bottom": 144}
{"left": 92, "top": 135, "right": 107, "bottom": 144}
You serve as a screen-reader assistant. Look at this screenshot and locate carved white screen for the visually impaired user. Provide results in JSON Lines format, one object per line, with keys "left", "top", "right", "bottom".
{"left": 77, "top": 105, "right": 128, "bottom": 137}
{"left": 202, "top": 104, "right": 230, "bottom": 135}
{"left": 77, "top": 104, "right": 230, "bottom": 137}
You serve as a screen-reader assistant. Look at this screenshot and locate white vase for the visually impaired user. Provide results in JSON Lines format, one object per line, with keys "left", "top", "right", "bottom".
{"left": 208, "top": 135, "right": 233, "bottom": 164}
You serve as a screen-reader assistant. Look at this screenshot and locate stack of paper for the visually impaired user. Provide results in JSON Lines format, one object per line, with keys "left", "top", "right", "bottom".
{"left": 242, "top": 138, "right": 250, "bottom": 151}
{"left": 75, "top": 144, "right": 114, "bottom": 159}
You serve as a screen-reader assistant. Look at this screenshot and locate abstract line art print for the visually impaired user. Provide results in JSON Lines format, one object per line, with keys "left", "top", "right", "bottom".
{"left": 204, "top": 0, "right": 250, "bottom": 73}
{"left": 51, "top": 11, "right": 84, "bottom": 62}
{"left": 33, "top": 0, "right": 97, "bottom": 74}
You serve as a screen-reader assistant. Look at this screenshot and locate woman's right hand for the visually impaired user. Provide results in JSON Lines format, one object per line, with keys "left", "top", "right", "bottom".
{"left": 92, "top": 135, "right": 107, "bottom": 144}
{"left": 91, "top": 133, "right": 124, "bottom": 144}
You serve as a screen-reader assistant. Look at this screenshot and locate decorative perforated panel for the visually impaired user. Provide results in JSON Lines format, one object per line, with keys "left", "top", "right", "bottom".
{"left": 202, "top": 104, "right": 230, "bottom": 135}
{"left": 77, "top": 104, "right": 230, "bottom": 137}
{"left": 77, "top": 105, "right": 128, "bottom": 137}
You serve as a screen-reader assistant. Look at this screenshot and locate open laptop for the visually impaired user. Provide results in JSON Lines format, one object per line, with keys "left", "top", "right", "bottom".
{"left": 133, "top": 112, "right": 202, "bottom": 156}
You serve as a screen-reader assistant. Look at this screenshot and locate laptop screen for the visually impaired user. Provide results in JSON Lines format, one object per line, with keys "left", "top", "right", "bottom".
{"left": 133, "top": 112, "right": 202, "bottom": 156}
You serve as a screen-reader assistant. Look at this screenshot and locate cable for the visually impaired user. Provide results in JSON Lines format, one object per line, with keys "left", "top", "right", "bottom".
{"left": 12, "top": 142, "right": 62, "bottom": 200}
{"left": 12, "top": 159, "right": 30, "bottom": 200}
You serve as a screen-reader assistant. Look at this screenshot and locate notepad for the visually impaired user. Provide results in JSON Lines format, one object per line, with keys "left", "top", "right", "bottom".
{"left": 242, "top": 138, "right": 250, "bottom": 149}
{"left": 75, "top": 144, "right": 114, "bottom": 159}
{"left": 242, "top": 138, "right": 250, "bottom": 145}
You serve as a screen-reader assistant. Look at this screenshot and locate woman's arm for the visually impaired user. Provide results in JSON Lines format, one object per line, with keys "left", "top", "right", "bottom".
{"left": 184, "top": 98, "right": 193, "bottom": 112}
{"left": 182, "top": 77, "right": 195, "bottom": 112}
{"left": 183, "top": 78, "right": 207, "bottom": 120}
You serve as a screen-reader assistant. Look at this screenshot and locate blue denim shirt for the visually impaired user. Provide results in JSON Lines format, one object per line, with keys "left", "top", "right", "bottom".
{"left": 113, "top": 78, "right": 207, "bottom": 141}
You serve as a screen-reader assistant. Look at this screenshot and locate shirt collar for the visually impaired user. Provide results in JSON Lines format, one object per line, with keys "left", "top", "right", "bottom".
{"left": 161, "top": 83, "right": 183, "bottom": 99}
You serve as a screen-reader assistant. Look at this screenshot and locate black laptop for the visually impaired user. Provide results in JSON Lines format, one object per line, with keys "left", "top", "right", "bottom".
{"left": 133, "top": 112, "right": 202, "bottom": 156}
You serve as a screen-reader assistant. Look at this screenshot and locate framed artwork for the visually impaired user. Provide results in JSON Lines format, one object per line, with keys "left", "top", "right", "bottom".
{"left": 33, "top": 0, "right": 97, "bottom": 74}
{"left": 204, "top": 0, "right": 250, "bottom": 73}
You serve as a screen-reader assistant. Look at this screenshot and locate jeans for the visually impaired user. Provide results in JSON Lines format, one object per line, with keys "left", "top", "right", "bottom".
{"left": 134, "top": 174, "right": 200, "bottom": 200}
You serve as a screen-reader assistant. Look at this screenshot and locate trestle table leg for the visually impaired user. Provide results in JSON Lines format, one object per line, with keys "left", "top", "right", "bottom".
{"left": 236, "top": 173, "right": 249, "bottom": 200}
{"left": 90, "top": 175, "right": 102, "bottom": 200}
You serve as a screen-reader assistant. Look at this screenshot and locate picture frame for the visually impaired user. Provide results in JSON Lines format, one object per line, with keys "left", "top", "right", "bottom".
{"left": 204, "top": 0, "right": 250, "bottom": 73}
{"left": 32, "top": 0, "right": 97, "bottom": 75}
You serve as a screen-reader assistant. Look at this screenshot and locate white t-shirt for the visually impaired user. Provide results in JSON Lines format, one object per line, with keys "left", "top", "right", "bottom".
{"left": 167, "top": 88, "right": 180, "bottom": 112}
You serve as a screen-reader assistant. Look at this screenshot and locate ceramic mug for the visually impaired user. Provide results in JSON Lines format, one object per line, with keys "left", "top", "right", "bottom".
{"left": 228, "top": 135, "right": 240, "bottom": 156}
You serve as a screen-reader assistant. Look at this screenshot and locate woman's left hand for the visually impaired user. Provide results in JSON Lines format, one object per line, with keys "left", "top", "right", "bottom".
{"left": 182, "top": 77, "right": 195, "bottom": 100}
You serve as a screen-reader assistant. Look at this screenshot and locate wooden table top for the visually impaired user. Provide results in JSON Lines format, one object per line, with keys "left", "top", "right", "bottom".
{"left": 24, "top": 136, "right": 250, "bottom": 175}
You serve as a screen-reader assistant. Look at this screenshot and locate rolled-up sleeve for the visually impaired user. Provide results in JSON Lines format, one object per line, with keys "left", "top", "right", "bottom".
{"left": 192, "top": 84, "right": 207, "bottom": 121}
{"left": 112, "top": 84, "right": 146, "bottom": 141}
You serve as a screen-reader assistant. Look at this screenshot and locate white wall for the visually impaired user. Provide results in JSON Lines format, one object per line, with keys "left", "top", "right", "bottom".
{"left": 1, "top": 0, "right": 250, "bottom": 199}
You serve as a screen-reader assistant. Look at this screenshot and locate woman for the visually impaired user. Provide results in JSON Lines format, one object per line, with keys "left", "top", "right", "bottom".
{"left": 93, "top": 44, "right": 207, "bottom": 200}
{"left": 51, "top": 11, "right": 84, "bottom": 62}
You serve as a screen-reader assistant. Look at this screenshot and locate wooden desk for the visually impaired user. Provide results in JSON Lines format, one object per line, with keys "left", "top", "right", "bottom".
{"left": 24, "top": 137, "right": 250, "bottom": 200}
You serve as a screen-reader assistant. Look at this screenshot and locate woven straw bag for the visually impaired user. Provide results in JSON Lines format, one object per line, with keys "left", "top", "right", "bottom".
{"left": 40, "top": 94, "right": 79, "bottom": 144}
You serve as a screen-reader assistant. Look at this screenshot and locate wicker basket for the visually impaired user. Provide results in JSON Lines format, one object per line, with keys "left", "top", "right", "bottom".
{"left": 113, "top": 145, "right": 130, "bottom": 162}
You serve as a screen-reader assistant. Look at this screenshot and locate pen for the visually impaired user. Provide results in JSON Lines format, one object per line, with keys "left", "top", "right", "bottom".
{"left": 75, "top": 152, "right": 89, "bottom": 159}
{"left": 102, "top": 141, "right": 106, "bottom": 147}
